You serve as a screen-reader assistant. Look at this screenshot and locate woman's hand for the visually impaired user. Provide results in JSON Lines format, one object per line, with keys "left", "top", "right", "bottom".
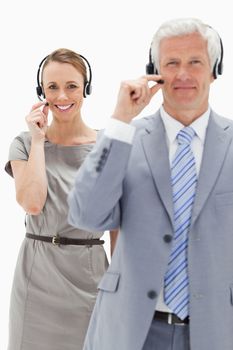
{"left": 25, "top": 101, "right": 49, "bottom": 141}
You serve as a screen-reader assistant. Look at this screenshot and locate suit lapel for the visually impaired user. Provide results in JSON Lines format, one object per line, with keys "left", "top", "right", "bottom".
{"left": 191, "top": 112, "right": 233, "bottom": 225}
{"left": 140, "top": 111, "right": 233, "bottom": 227}
{"left": 141, "top": 114, "right": 174, "bottom": 226}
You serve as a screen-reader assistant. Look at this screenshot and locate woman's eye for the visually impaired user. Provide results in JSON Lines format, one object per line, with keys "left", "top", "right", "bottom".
{"left": 68, "top": 84, "right": 78, "bottom": 89}
{"left": 48, "top": 85, "right": 57, "bottom": 89}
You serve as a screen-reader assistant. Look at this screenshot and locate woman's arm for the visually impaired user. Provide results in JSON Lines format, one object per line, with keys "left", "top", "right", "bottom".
{"left": 11, "top": 143, "right": 47, "bottom": 215}
{"left": 11, "top": 101, "right": 49, "bottom": 215}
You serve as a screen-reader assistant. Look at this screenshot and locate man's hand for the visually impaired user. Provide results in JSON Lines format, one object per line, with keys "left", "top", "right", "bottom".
{"left": 112, "top": 75, "right": 164, "bottom": 123}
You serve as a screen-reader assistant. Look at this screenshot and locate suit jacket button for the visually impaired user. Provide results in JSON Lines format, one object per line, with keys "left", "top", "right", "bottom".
{"left": 96, "top": 166, "right": 101, "bottom": 172}
{"left": 163, "top": 234, "right": 172, "bottom": 243}
{"left": 147, "top": 290, "right": 157, "bottom": 299}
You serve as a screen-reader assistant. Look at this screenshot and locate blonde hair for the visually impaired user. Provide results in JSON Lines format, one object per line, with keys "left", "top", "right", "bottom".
{"left": 41, "top": 48, "right": 87, "bottom": 83}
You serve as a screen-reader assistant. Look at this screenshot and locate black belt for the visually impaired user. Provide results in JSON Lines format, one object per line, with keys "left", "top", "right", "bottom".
{"left": 26, "top": 233, "right": 104, "bottom": 246}
{"left": 154, "top": 311, "right": 189, "bottom": 325}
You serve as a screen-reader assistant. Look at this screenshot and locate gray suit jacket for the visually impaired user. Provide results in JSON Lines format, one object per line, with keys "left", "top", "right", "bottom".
{"left": 68, "top": 110, "right": 233, "bottom": 350}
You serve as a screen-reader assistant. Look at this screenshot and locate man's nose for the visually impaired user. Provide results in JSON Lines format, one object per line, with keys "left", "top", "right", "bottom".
{"left": 176, "top": 65, "right": 191, "bottom": 79}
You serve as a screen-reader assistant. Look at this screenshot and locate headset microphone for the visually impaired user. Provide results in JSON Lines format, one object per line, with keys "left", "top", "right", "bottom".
{"left": 36, "top": 53, "right": 93, "bottom": 100}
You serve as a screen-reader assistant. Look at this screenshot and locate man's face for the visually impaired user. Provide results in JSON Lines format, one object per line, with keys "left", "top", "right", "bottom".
{"left": 159, "top": 32, "right": 214, "bottom": 121}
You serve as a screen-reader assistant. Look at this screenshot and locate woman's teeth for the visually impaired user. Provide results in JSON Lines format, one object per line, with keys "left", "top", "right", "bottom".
{"left": 56, "top": 104, "right": 73, "bottom": 110}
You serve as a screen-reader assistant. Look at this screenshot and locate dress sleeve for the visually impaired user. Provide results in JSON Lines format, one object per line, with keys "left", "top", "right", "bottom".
{"left": 4, "top": 132, "right": 30, "bottom": 178}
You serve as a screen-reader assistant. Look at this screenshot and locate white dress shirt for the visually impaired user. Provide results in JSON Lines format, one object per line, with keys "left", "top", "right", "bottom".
{"left": 104, "top": 105, "right": 210, "bottom": 312}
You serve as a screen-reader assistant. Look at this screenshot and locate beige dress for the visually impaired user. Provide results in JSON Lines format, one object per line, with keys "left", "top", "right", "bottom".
{"left": 5, "top": 132, "right": 108, "bottom": 350}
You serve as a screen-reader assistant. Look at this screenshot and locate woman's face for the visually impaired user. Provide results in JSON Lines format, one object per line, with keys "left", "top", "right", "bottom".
{"left": 42, "top": 61, "right": 85, "bottom": 121}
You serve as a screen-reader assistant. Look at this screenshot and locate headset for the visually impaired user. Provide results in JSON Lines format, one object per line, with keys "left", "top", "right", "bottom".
{"left": 146, "top": 27, "right": 224, "bottom": 80}
{"left": 36, "top": 53, "right": 92, "bottom": 100}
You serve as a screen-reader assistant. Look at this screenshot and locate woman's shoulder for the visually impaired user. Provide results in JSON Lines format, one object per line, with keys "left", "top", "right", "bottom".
{"left": 14, "top": 131, "right": 31, "bottom": 143}
{"left": 9, "top": 131, "right": 31, "bottom": 150}
{"left": 5, "top": 131, "right": 31, "bottom": 177}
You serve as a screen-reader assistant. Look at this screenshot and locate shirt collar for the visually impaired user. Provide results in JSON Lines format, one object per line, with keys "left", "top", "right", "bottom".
{"left": 160, "top": 105, "right": 210, "bottom": 145}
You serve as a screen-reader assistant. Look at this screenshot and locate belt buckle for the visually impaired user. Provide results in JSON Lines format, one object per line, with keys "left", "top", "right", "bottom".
{"left": 52, "top": 234, "right": 60, "bottom": 246}
{"left": 175, "top": 321, "right": 186, "bottom": 326}
{"left": 168, "top": 313, "right": 172, "bottom": 325}
{"left": 168, "top": 313, "right": 186, "bottom": 326}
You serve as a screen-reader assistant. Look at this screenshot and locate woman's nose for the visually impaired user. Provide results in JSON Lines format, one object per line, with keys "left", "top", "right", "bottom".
{"left": 57, "top": 89, "right": 68, "bottom": 99}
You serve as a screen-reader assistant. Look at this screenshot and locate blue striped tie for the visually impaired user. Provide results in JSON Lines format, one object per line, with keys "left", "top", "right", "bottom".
{"left": 164, "top": 126, "right": 197, "bottom": 320}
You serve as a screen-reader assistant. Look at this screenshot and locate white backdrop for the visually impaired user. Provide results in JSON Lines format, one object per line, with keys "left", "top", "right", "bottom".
{"left": 1, "top": 0, "right": 232, "bottom": 348}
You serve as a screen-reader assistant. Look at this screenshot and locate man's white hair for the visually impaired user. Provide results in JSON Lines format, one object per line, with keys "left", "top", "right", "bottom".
{"left": 151, "top": 17, "right": 222, "bottom": 74}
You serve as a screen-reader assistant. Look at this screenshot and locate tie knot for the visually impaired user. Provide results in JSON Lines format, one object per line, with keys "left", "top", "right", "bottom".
{"left": 177, "top": 126, "right": 195, "bottom": 145}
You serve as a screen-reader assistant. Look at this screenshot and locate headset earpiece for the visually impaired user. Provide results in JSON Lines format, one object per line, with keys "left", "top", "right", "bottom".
{"left": 206, "top": 25, "right": 224, "bottom": 79}
{"left": 83, "top": 78, "right": 92, "bottom": 98}
{"left": 36, "top": 85, "right": 45, "bottom": 100}
{"left": 77, "top": 54, "right": 92, "bottom": 98}
{"left": 146, "top": 62, "right": 155, "bottom": 75}
{"left": 213, "top": 36, "right": 224, "bottom": 79}
{"left": 36, "top": 55, "right": 48, "bottom": 100}
{"left": 84, "top": 81, "right": 92, "bottom": 96}
{"left": 213, "top": 61, "right": 218, "bottom": 80}
{"left": 36, "top": 53, "right": 93, "bottom": 100}
{"left": 146, "top": 47, "right": 158, "bottom": 75}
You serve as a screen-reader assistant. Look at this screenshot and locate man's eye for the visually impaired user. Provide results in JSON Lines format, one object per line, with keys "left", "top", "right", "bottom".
{"left": 191, "top": 60, "right": 201, "bottom": 65}
{"left": 167, "top": 61, "right": 177, "bottom": 66}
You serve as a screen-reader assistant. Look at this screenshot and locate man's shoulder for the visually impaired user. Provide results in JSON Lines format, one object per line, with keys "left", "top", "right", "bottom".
{"left": 211, "top": 110, "right": 233, "bottom": 130}
{"left": 131, "top": 111, "right": 160, "bottom": 134}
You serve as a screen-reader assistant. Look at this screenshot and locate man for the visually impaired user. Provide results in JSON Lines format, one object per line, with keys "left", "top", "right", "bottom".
{"left": 68, "top": 18, "right": 233, "bottom": 350}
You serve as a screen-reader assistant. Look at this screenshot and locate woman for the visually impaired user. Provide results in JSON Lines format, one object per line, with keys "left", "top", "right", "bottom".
{"left": 5, "top": 48, "right": 118, "bottom": 350}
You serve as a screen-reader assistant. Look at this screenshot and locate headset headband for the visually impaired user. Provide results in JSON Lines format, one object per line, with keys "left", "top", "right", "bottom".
{"left": 146, "top": 26, "right": 224, "bottom": 79}
{"left": 36, "top": 53, "right": 92, "bottom": 100}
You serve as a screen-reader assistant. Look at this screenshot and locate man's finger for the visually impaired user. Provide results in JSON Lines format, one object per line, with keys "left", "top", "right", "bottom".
{"left": 142, "top": 74, "right": 164, "bottom": 83}
{"left": 150, "top": 83, "right": 163, "bottom": 97}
